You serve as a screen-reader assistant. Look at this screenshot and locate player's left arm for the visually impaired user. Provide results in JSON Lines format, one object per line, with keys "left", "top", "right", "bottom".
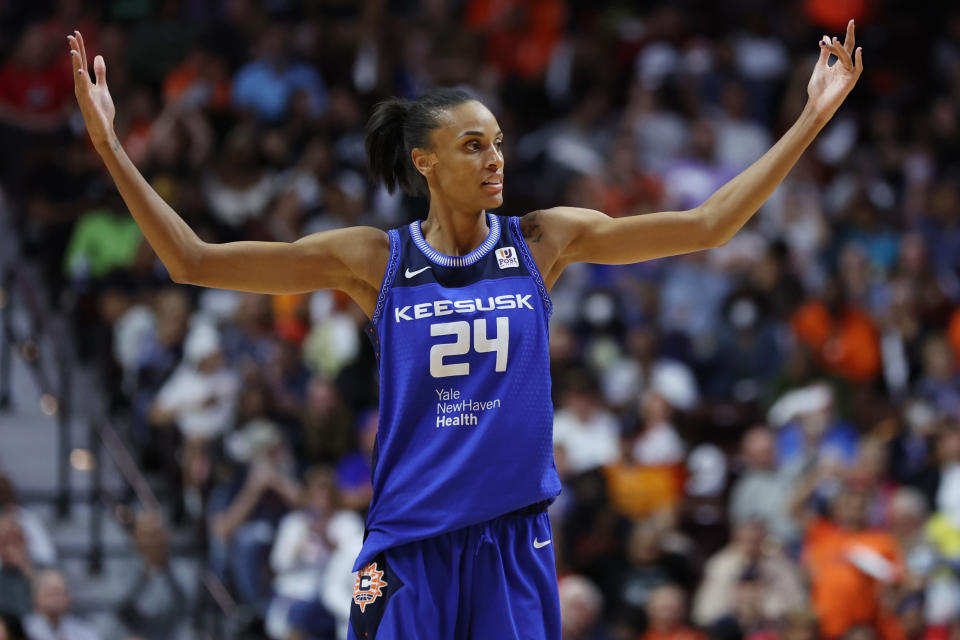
{"left": 526, "top": 21, "right": 862, "bottom": 283}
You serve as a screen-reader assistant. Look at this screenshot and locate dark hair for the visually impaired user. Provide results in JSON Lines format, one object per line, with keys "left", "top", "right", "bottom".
{"left": 0, "top": 614, "right": 27, "bottom": 640}
{"left": 365, "top": 88, "right": 477, "bottom": 197}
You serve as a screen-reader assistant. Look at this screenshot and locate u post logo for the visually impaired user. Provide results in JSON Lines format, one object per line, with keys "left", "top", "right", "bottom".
{"left": 496, "top": 246, "right": 519, "bottom": 269}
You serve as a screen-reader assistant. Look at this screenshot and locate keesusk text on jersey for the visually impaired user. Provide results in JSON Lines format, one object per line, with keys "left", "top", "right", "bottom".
{"left": 394, "top": 294, "right": 534, "bottom": 323}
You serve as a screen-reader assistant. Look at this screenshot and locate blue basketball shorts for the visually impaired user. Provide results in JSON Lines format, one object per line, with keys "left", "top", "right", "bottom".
{"left": 347, "top": 503, "right": 560, "bottom": 640}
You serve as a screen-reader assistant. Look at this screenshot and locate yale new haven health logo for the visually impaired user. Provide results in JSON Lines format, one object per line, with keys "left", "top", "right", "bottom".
{"left": 496, "top": 246, "right": 519, "bottom": 269}
{"left": 353, "top": 562, "right": 388, "bottom": 613}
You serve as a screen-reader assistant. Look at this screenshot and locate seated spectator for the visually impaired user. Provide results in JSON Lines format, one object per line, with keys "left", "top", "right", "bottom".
{"left": 23, "top": 569, "right": 101, "bottom": 640}
{"left": 231, "top": 25, "right": 327, "bottom": 124}
{"left": 558, "top": 574, "right": 608, "bottom": 640}
{"left": 706, "top": 567, "right": 780, "bottom": 640}
{"left": 796, "top": 485, "right": 904, "bottom": 640}
{"left": 632, "top": 391, "right": 686, "bottom": 466}
{"left": 916, "top": 334, "right": 960, "bottom": 419}
{"left": 209, "top": 420, "right": 302, "bottom": 608}
{"left": 0, "top": 25, "right": 74, "bottom": 135}
{"left": 600, "top": 326, "right": 699, "bottom": 413}
{"left": 116, "top": 512, "right": 189, "bottom": 640}
{"left": 693, "top": 520, "right": 805, "bottom": 627}
{"left": 611, "top": 522, "right": 696, "bottom": 630}
{"left": 790, "top": 278, "right": 881, "bottom": 384}
{"left": 0, "top": 516, "right": 33, "bottom": 618}
{"left": 0, "top": 472, "right": 55, "bottom": 566}
{"left": 641, "top": 584, "right": 705, "bottom": 640}
{"left": 129, "top": 288, "right": 190, "bottom": 449}
{"left": 769, "top": 382, "right": 860, "bottom": 468}
{"left": 151, "top": 320, "right": 240, "bottom": 518}
{"left": 729, "top": 426, "right": 803, "bottom": 544}
{"left": 553, "top": 370, "right": 621, "bottom": 474}
{"left": 265, "top": 466, "right": 363, "bottom": 640}
{"left": 62, "top": 205, "right": 144, "bottom": 284}
{"left": 151, "top": 321, "right": 240, "bottom": 443}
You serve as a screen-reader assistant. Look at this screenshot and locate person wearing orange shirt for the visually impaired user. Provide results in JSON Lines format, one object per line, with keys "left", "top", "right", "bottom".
{"left": 791, "top": 278, "right": 881, "bottom": 383}
{"left": 796, "top": 484, "right": 905, "bottom": 640}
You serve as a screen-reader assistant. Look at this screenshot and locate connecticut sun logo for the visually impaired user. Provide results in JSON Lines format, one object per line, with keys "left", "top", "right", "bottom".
{"left": 353, "top": 562, "right": 388, "bottom": 613}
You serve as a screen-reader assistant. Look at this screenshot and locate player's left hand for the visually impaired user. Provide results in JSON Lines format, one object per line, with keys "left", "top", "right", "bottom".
{"left": 807, "top": 19, "right": 863, "bottom": 120}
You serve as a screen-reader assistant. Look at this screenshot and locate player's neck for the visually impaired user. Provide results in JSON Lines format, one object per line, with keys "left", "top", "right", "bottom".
{"left": 420, "top": 207, "right": 488, "bottom": 257}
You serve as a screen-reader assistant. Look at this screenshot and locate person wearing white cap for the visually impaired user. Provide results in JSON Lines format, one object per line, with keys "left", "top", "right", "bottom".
{"left": 150, "top": 320, "right": 240, "bottom": 519}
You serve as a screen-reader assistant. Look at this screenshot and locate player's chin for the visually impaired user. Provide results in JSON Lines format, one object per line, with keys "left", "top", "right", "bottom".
{"left": 480, "top": 190, "right": 504, "bottom": 209}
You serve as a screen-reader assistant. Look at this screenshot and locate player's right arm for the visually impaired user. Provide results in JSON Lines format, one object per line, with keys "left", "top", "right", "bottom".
{"left": 67, "top": 32, "right": 388, "bottom": 316}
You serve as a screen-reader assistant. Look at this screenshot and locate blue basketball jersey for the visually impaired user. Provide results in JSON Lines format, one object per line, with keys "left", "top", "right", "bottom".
{"left": 353, "top": 213, "right": 561, "bottom": 571}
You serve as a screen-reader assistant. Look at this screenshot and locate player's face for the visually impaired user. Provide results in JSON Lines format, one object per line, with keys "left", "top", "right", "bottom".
{"left": 426, "top": 101, "right": 505, "bottom": 211}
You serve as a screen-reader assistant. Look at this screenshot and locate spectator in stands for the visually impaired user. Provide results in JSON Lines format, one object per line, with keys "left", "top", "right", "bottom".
{"left": 693, "top": 520, "right": 805, "bottom": 627}
{"left": 790, "top": 277, "right": 881, "bottom": 384}
{"left": 0, "top": 24, "right": 74, "bottom": 135}
{"left": 209, "top": 419, "right": 302, "bottom": 608}
{"left": 265, "top": 465, "right": 363, "bottom": 640}
{"left": 23, "top": 569, "right": 101, "bottom": 640}
{"left": 558, "top": 574, "right": 607, "bottom": 640}
{"left": 729, "top": 426, "right": 802, "bottom": 544}
{"left": 632, "top": 390, "right": 686, "bottom": 466}
{"left": 705, "top": 567, "right": 779, "bottom": 640}
{"left": 768, "top": 382, "right": 860, "bottom": 468}
{"left": 130, "top": 288, "right": 190, "bottom": 449}
{"left": 230, "top": 24, "right": 326, "bottom": 124}
{"left": 641, "top": 584, "right": 705, "bottom": 640}
{"left": 611, "top": 521, "right": 696, "bottom": 631}
{"left": 0, "top": 516, "right": 34, "bottom": 618}
{"left": 0, "top": 473, "right": 55, "bottom": 566}
{"left": 793, "top": 481, "right": 905, "bottom": 639}
{"left": 116, "top": 511, "right": 189, "bottom": 640}
{"left": 151, "top": 320, "right": 239, "bottom": 518}
{"left": 553, "top": 370, "right": 621, "bottom": 474}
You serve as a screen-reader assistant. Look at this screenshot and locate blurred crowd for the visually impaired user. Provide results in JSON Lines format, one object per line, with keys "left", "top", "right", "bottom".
{"left": 2, "top": 0, "right": 960, "bottom": 639}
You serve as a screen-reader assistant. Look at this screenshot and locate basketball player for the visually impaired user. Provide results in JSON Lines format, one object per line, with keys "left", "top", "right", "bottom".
{"left": 67, "top": 22, "right": 862, "bottom": 639}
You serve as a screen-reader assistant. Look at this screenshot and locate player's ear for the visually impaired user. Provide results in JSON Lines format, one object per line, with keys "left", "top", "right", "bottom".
{"left": 411, "top": 148, "right": 436, "bottom": 178}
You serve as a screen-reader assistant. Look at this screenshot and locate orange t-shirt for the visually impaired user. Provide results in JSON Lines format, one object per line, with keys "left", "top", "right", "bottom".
{"left": 803, "top": 517, "right": 904, "bottom": 639}
{"left": 791, "top": 302, "right": 880, "bottom": 382}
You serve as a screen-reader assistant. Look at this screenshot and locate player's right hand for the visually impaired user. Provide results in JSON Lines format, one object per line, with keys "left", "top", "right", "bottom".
{"left": 67, "top": 31, "right": 116, "bottom": 150}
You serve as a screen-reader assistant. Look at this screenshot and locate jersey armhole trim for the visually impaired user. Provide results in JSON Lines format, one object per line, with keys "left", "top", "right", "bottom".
{"left": 509, "top": 216, "right": 553, "bottom": 318}
{"left": 370, "top": 228, "right": 401, "bottom": 327}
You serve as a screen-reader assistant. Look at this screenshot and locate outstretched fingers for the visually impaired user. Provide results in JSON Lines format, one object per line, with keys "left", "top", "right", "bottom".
{"left": 67, "top": 36, "right": 89, "bottom": 90}
{"left": 75, "top": 30, "right": 88, "bottom": 74}
{"left": 843, "top": 19, "right": 856, "bottom": 56}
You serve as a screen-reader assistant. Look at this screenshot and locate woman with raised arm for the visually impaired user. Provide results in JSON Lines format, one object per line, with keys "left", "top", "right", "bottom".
{"left": 68, "top": 23, "right": 862, "bottom": 640}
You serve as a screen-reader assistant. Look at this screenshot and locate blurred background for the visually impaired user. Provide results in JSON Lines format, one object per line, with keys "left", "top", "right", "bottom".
{"left": 1, "top": 0, "right": 959, "bottom": 639}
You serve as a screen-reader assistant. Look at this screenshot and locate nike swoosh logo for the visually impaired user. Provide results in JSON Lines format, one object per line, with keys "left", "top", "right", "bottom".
{"left": 533, "top": 538, "right": 551, "bottom": 549}
{"left": 405, "top": 266, "right": 432, "bottom": 278}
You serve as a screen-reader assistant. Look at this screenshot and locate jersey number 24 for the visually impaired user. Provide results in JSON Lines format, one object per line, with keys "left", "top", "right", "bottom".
{"left": 429, "top": 317, "right": 508, "bottom": 378}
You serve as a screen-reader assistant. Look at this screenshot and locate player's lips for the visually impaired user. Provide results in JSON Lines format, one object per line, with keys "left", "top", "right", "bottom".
{"left": 481, "top": 174, "right": 504, "bottom": 192}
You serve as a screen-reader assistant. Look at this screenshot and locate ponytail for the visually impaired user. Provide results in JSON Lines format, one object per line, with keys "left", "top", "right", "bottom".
{"left": 365, "top": 88, "right": 477, "bottom": 198}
